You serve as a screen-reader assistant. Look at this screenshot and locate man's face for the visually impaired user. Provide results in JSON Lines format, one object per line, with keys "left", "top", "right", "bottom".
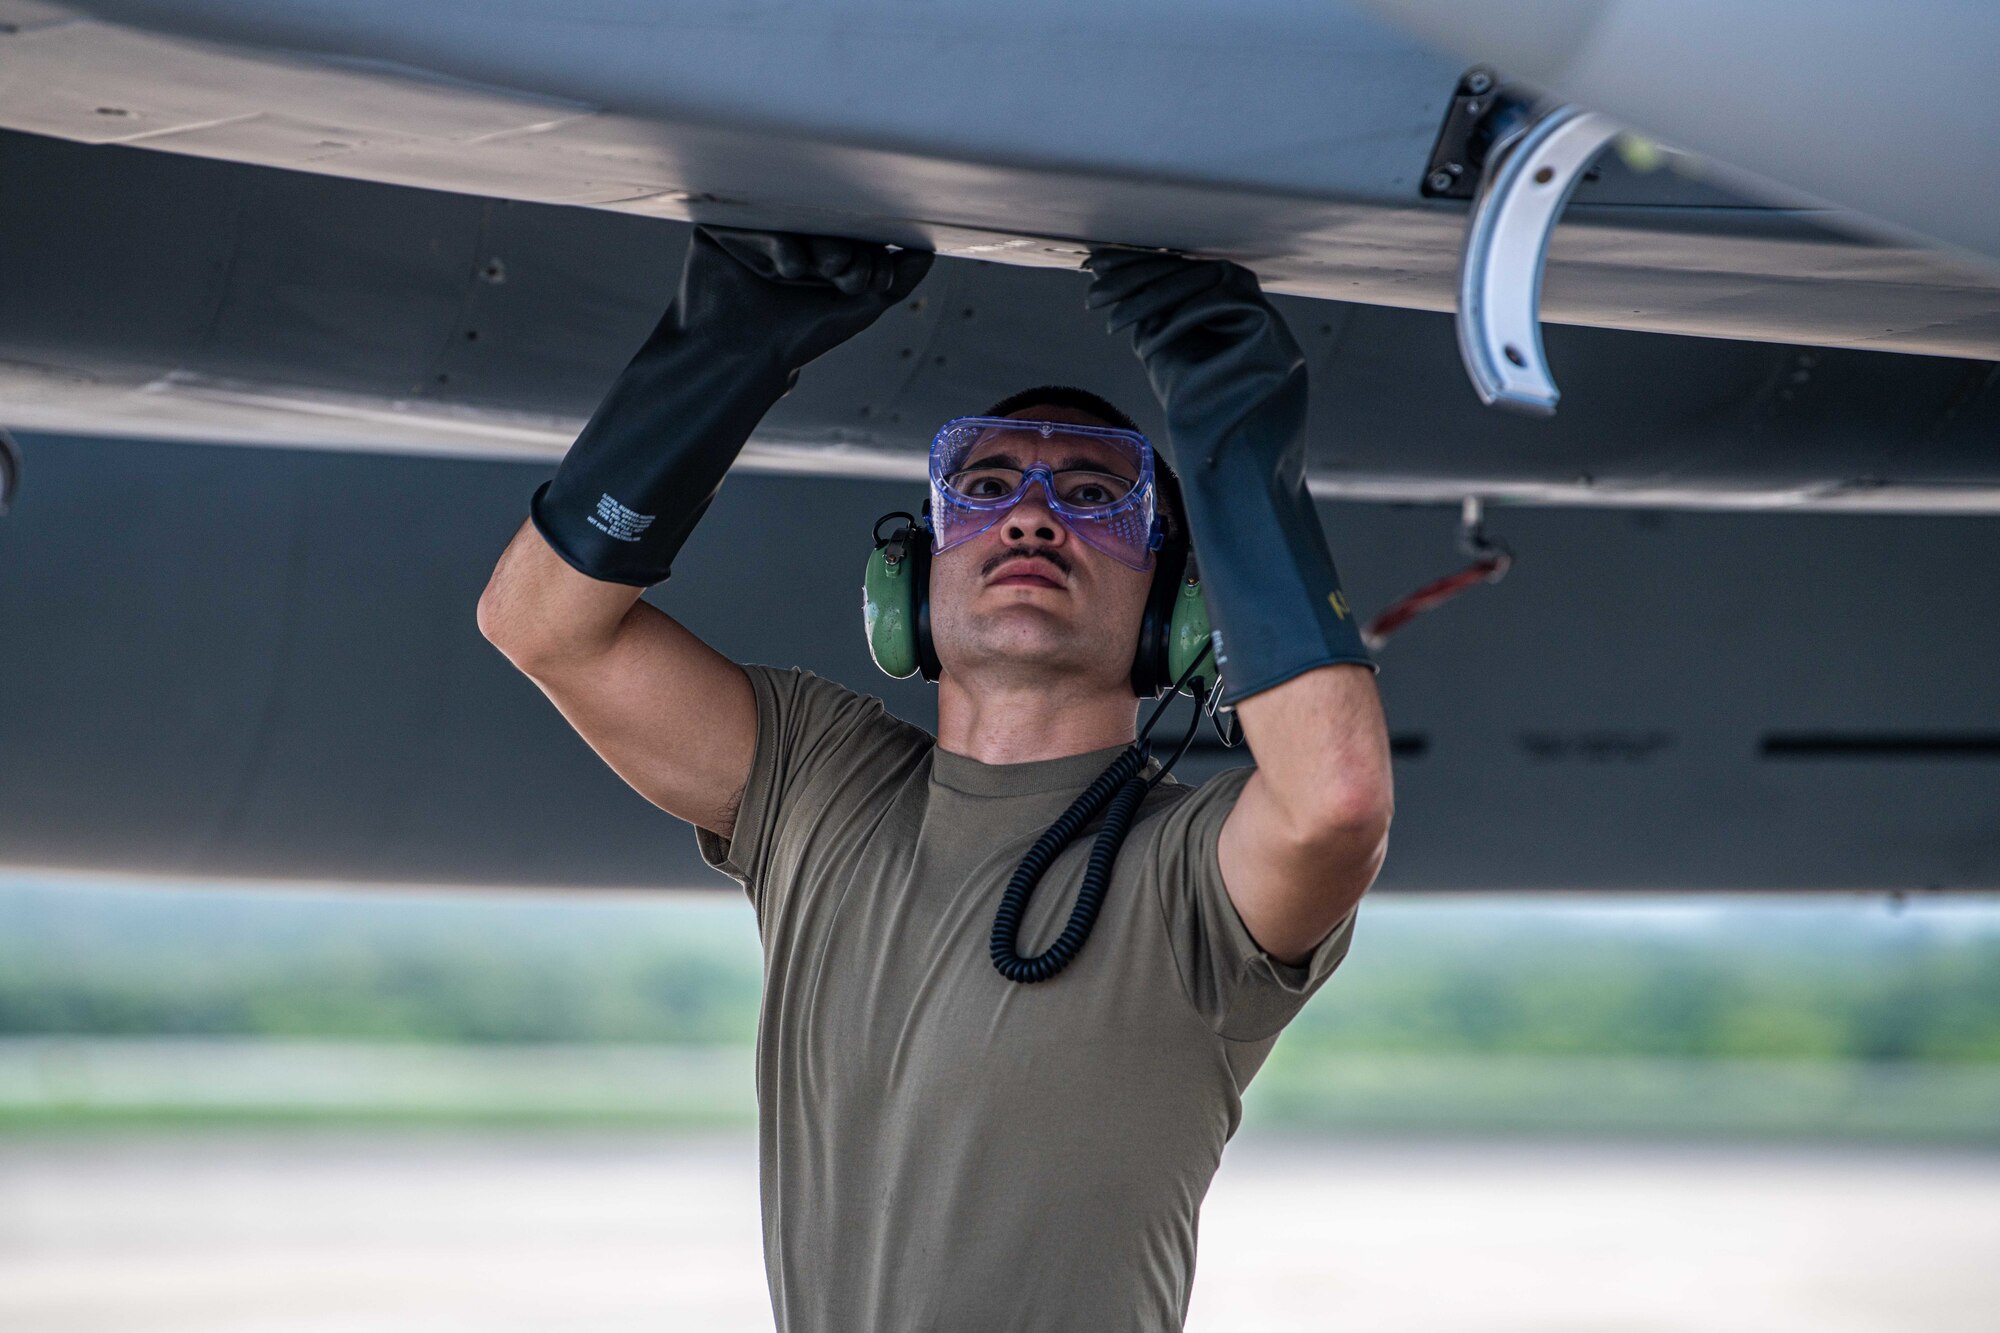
{"left": 927, "top": 406, "right": 1155, "bottom": 692}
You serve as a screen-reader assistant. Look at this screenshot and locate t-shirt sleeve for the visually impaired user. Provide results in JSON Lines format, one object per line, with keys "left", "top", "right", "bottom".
{"left": 1148, "top": 765, "right": 1359, "bottom": 1043}
{"left": 695, "top": 664, "right": 926, "bottom": 916}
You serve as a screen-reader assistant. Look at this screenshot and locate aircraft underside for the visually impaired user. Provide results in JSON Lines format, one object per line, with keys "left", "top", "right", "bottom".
{"left": 0, "top": 1, "right": 1994, "bottom": 891}
{"left": 1, "top": 0, "right": 1996, "bottom": 511}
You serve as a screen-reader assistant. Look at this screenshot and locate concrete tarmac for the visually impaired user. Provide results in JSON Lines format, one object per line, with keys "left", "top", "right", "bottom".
{"left": 3, "top": 1131, "right": 1997, "bottom": 1332}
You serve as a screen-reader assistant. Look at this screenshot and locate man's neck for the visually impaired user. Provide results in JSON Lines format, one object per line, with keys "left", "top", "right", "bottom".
{"left": 934, "top": 670, "right": 1138, "bottom": 766}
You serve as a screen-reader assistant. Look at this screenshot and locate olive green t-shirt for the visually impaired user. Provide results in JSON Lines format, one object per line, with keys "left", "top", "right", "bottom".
{"left": 697, "top": 665, "right": 1356, "bottom": 1333}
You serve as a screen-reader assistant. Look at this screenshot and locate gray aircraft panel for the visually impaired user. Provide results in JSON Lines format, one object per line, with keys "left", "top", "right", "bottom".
{"left": 1, "top": 2, "right": 1996, "bottom": 360}
{"left": 1355, "top": 0, "right": 2000, "bottom": 270}
{"left": 19, "top": 0, "right": 1455, "bottom": 203}
{"left": 2, "top": 131, "right": 1998, "bottom": 517}
{"left": 0, "top": 434, "right": 1994, "bottom": 892}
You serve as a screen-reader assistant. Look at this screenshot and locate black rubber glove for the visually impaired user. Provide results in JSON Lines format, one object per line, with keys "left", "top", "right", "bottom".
{"left": 1084, "top": 249, "right": 1373, "bottom": 702}
{"left": 532, "top": 226, "right": 932, "bottom": 586}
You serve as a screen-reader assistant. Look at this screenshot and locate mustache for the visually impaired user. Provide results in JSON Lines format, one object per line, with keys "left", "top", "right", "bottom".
{"left": 982, "top": 545, "right": 1072, "bottom": 578}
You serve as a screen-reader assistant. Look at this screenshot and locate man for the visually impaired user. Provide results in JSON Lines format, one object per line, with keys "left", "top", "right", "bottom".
{"left": 478, "top": 228, "right": 1392, "bottom": 1331}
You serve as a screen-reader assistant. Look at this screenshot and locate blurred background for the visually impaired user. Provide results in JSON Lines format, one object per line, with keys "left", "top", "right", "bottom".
{"left": 5, "top": 875, "right": 1998, "bottom": 1331}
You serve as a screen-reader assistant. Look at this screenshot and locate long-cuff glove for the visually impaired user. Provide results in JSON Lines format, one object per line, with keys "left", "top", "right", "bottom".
{"left": 532, "top": 226, "right": 933, "bottom": 586}
{"left": 1084, "top": 249, "right": 1374, "bottom": 702}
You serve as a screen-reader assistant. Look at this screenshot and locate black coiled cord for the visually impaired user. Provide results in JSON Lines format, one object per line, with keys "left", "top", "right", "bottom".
{"left": 988, "top": 745, "right": 1151, "bottom": 984}
{"left": 989, "top": 646, "right": 1215, "bottom": 984}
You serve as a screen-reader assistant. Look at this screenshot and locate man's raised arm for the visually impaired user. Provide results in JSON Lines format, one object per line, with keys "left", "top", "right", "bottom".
{"left": 478, "top": 227, "right": 931, "bottom": 838}
{"left": 1086, "top": 251, "right": 1392, "bottom": 964}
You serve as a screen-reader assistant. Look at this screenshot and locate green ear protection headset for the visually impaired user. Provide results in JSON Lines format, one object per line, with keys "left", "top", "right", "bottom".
{"left": 862, "top": 465, "right": 1216, "bottom": 699}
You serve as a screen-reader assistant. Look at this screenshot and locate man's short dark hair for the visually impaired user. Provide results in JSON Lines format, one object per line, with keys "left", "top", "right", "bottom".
{"left": 981, "top": 384, "right": 1143, "bottom": 435}
{"left": 979, "top": 384, "right": 1185, "bottom": 548}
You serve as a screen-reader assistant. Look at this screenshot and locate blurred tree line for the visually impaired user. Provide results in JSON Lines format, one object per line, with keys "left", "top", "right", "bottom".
{"left": 4, "top": 882, "right": 1998, "bottom": 1062}
{"left": 1284, "top": 904, "right": 2000, "bottom": 1062}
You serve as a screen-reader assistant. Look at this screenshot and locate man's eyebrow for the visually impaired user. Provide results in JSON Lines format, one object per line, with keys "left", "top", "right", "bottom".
{"left": 1056, "top": 454, "right": 1132, "bottom": 476}
{"left": 959, "top": 450, "right": 1135, "bottom": 478}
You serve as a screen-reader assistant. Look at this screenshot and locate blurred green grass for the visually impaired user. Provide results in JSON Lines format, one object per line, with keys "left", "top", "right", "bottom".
{"left": 8, "top": 1040, "right": 1999, "bottom": 1143}
{"left": 5, "top": 877, "right": 1999, "bottom": 1141}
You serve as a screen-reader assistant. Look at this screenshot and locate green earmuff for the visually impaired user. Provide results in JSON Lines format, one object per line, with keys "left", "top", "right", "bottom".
{"left": 1164, "top": 566, "right": 1215, "bottom": 697}
{"left": 862, "top": 510, "right": 1216, "bottom": 698}
{"left": 864, "top": 512, "right": 929, "bottom": 680}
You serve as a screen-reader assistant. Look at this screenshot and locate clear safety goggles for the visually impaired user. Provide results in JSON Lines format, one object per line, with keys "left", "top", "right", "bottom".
{"left": 927, "top": 416, "right": 1161, "bottom": 571}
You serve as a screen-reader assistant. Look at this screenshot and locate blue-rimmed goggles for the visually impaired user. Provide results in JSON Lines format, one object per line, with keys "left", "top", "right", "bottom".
{"left": 927, "top": 416, "right": 1162, "bottom": 571}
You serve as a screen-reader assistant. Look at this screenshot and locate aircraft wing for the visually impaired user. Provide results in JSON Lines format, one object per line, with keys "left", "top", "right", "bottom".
{"left": 0, "top": 0, "right": 1994, "bottom": 361}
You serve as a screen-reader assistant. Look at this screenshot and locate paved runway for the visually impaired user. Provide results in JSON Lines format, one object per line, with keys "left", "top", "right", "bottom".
{"left": 4, "top": 1131, "right": 1997, "bottom": 1332}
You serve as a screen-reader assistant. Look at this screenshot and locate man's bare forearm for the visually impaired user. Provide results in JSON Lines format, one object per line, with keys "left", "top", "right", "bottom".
{"left": 477, "top": 519, "right": 648, "bottom": 667}
{"left": 1219, "top": 663, "right": 1393, "bottom": 964}
{"left": 1236, "top": 663, "right": 1393, "bottom": 846}
{"left": 476, "top": 515, "right": 759, "bottom": 836}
